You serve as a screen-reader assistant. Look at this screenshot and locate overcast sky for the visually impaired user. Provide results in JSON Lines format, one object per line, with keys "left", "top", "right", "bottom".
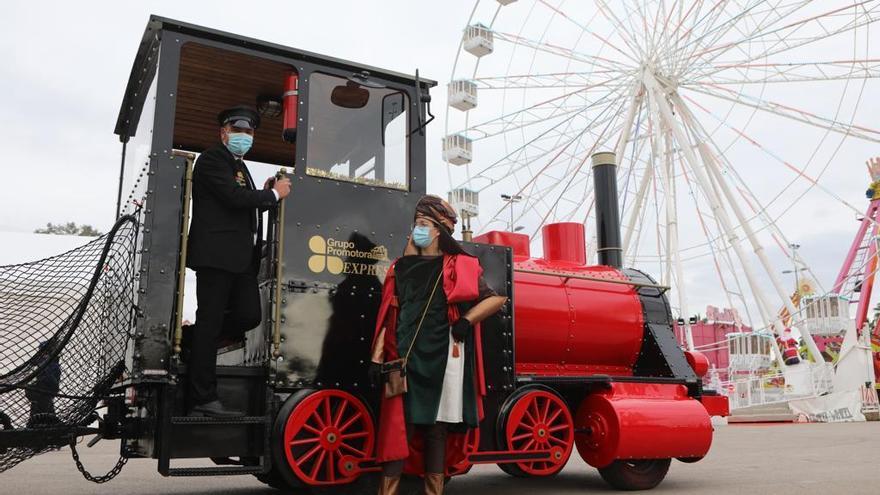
{"left": 3, "top": 1, "right": 880, "bottom": 329}
{"left": 0, "top": 0, "right": 465, "bottom": 233}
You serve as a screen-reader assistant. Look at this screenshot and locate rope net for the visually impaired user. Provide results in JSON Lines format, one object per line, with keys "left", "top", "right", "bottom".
{"left": 0, "top": 215, "right": 139, "bottom": 473}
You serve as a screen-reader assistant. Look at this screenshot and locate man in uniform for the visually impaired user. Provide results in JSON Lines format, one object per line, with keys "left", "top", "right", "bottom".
{"left": 185, "top": 105, "right": 291, "bottom": 417}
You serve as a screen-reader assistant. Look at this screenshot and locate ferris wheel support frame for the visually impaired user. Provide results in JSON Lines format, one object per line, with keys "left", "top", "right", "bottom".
{"left": 674, "top": 97, "right": 825, "bottom": 363}
{"left": 650, "top": 103, "right": 694, "bottom": 351}
{"left": 642, "top": 70, "right": 793, "bottom": 365}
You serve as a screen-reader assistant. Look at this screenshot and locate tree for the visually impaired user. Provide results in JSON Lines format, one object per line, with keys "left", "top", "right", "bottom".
{"left": 34, "top": 222, "right": 102, "bottom": 237}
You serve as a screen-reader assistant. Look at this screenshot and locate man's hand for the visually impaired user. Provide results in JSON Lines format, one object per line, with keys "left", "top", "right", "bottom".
{"left": 272, "top": 177, "right": 292, "bottom": 199}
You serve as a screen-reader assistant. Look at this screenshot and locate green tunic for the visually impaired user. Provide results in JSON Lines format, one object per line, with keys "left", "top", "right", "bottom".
{"left": 394, "top": 255, "right": 479, "bottom": 426}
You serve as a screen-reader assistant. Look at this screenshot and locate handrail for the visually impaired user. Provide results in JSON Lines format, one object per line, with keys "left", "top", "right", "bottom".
{"left": 172, "top": 151, "right": 195, "bottom": 356}
{"left": 513, "top": 267, "right": 670, "bottom": 292}
{"left": 272, "top": 168, "right": 288, "bottom": 358}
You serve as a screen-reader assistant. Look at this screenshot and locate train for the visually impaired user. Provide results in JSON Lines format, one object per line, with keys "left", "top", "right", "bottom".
{"left": 0, "top": 16, "right": 727, "bottom": 493}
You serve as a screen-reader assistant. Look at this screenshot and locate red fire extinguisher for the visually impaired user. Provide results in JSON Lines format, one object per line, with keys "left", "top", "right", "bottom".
{"left": 282, "top": 72, "right": 299, "bottom": 143}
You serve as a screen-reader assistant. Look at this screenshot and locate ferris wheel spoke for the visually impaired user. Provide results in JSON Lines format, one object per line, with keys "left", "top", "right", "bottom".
{"left": 685, "top": 58, "right": 880, "bottom": 85}
{"left": 685, "top": 89, "right": 859, "bottom": 312}
{"left": 612, "top": 0, "right": 656, "bottom": 59}
{"left": 471, "top": 70, "right": 624, "bottom": 90}
{"left": 492, "top": 30, "right": 636, "bottom": 73}
{"left": 590, "top": 0, "right": 649, "bottom": 62}
{"left": 525, "top": 98, "right": 630, "bottom": 238}
{"left": 684, "top": 84, "right": 880, "bottom": 142}
{"left": 678, "top": 90, "right": 866, "bottom": 294}
{"left": 679, "top": 91, "right": 859, "bottom": 206}
{"left": 674, "top": 0, "right": 803, "bottom": 71}
{"left": 530, "top": 0, "right": 644, "bottom": 66}
{"left": 455, "top": 85, "right": 632, "bottom": 189}
{"left": 460, "top": 96, "right": 626, "bottom": 142}
{"left": 687, "top": 1, "right": 880, "bottom": 74}
{"left": 464, "top": 118, "right": 609, "bottom": 194}
{"left": 461, "top": 107, "right": 616, "bottom": 187}
{"left": 454, "top": 78, "right": 632, "bottom": 140}
{"left": 481, "top": 99, "right": 628, "bottom": 232}
{"left": 653, "top": 0, "right": 709, "bottom": 75}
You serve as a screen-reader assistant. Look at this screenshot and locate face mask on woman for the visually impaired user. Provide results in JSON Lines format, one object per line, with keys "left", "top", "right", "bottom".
{"left": 412, "top": 225, "right": 435, "bottom": 248}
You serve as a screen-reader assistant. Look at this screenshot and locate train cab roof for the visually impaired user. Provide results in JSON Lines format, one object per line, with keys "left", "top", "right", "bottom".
{"left": 114, "top": 15, "right": 436, "bottom": 165}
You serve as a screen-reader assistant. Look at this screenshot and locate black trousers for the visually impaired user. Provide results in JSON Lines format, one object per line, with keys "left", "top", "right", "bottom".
{"left": 382, "top": 422, "right": 448, "bottom": 476}
{"left": 188, "top": 266, "right": 261, "bottom": 406}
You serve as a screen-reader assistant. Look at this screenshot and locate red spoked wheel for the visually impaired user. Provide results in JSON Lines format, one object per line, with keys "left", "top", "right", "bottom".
{"left": 279, "top": 389, "right": 374, "bottom": 486}
{"left": 499, "top": 388, "right": 574, "bottom": 477}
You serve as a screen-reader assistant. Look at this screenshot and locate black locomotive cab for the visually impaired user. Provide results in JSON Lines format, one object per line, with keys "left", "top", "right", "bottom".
{"left": 107, "top": 16, "right": 458, "bottom": 480}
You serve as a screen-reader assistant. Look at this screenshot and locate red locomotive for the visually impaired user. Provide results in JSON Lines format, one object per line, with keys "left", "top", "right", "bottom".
{"left": 0, "top": 17, "right": 726, "bottom": 492}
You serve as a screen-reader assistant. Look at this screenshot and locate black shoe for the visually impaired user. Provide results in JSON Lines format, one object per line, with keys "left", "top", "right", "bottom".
{"left": 189, "top": 400, "right": 245, "bottom": 418}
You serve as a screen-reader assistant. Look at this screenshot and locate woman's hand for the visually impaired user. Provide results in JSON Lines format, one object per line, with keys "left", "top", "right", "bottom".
{"left": 451, "top": 318, "right": 472, "bottom": 342}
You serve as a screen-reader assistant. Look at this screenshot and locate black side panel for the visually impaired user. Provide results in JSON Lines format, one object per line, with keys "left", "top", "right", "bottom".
{"left": 461, "top": 241, "right": 515, "bottom": 451}
{"left": 461, "top": 242, "right": 515, "bottom": 394}
{"left": 623, "top": 269, "right": 696, "bottom": 381}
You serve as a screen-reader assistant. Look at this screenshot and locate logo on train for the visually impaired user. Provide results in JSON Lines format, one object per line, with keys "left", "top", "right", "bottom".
{"left": 307, "top": 235, "right": 389, "bottom": 276}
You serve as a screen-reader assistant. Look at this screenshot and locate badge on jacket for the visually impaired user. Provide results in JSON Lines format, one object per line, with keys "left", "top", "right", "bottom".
{"left": 235, "top": 171, "right": 247, "bottom": 187}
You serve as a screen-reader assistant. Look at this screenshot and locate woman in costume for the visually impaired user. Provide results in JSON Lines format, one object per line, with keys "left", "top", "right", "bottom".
{"left": 370, "top": 195, "right": 507, "bottom": 495}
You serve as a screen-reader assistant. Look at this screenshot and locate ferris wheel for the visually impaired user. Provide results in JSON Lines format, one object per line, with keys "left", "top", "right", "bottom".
{"left": 443, "top": 0, "right": 880, "bottom": 354}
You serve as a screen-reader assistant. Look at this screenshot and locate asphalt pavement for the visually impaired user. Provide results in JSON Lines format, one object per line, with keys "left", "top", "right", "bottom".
{"left": 2, "top": 422, "right": 877, "bottom": 494}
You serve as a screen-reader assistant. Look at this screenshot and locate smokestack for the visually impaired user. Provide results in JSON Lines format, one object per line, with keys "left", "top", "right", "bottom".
{"left": 591, "top": 151, "right": 622, "bottom": 268}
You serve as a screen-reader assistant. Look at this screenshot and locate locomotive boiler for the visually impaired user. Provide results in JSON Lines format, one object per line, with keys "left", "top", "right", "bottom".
{"left": 0, "top": 16, "right": 727, "bottom": 493}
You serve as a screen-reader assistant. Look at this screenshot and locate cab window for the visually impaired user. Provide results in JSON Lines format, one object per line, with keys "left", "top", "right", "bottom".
{"left": 306, "top": 72, "right": 409, "bottom": 190}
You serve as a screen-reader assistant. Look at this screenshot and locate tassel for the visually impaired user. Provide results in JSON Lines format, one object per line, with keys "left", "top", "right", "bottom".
{"left": 452, "top": 342, "right": 461, "bottom": 358}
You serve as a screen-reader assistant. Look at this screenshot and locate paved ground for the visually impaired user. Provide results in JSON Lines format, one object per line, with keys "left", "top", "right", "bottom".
{"left": 2, "top": 422, "right": 877, "bottom": 494}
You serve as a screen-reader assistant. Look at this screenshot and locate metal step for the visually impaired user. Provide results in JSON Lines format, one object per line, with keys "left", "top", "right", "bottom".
{"left": 170, "top": 415, "right": 268, "bottom": 425}
{"left": 167, "top": 465, "right": 264, "bottom": 477}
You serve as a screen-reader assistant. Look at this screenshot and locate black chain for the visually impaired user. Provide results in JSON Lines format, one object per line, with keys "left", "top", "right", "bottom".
{"left": 69, "top": 439, "right": 128, "bottom": 483}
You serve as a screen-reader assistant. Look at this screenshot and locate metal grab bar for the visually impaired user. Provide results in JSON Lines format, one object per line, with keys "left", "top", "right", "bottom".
{"left": 272, "top": 168, "right": 288, "bottom": 358}
{"left": 172, "top": 151, "right": 196, "bottom": 356}
{"left": 513, "top": 267, "right": 670, "bottom": 292}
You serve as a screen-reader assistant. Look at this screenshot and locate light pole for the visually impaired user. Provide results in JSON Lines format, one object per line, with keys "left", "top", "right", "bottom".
{"left": 501, "top": 194, "right": 522, "bottom": 231}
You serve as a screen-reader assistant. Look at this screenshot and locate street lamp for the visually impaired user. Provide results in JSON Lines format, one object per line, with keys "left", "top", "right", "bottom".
{"left": 501, "top": 194, "right": 522, "bottom": 231}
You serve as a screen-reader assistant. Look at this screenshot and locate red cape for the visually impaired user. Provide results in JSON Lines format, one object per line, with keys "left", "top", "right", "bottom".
{"left": 372, "top": 254, "right": 485, "bottom": 463}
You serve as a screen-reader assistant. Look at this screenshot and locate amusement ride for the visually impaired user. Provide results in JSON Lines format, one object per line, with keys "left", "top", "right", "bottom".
{"left": 443, "top": 0, "right": 880, "bottom": 413}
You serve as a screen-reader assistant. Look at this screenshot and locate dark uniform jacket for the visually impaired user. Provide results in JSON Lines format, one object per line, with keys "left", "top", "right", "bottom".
{"left": 187, "top": 144, "right": 277, "bottom": 274}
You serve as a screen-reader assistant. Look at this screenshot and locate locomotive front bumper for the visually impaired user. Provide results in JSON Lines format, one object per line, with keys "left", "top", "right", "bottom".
{"left": 574, "top": 382, "right": 715, "bottom": 468}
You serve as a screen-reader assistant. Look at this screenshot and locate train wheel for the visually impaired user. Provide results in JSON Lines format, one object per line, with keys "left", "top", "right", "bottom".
{"left": 597, "top": 459, "right": 671, "bottom": 491}
{"left": 498, "top": 388, "right": 573, "bottom": 477}
{"left": 272, "top": 389, "right": 374, "bottom": 488}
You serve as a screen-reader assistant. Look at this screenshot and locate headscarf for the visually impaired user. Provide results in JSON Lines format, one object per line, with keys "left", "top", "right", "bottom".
{"left": 411, "top": 194, "right": 471, "bottom": 256}
{"left": 414, "top": 195, "right": 457, "bottom": 234}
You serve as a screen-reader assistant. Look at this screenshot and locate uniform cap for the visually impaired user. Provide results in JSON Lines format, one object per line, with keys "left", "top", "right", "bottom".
{"left": 218, "top": 105, "right": 261, "bottom": 130}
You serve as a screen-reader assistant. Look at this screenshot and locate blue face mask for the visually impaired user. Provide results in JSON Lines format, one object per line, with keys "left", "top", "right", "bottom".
{"left": 412, "top": 225, "right": 435, "bottom": 248}
{"left": 226, "top": 132, "right": 253, "bottom": 156}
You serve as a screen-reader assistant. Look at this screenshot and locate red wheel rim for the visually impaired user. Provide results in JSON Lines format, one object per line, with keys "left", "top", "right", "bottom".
{"left": 505, "top": 390, "right": 573, "bottom": 476}
{"left": 282, "top": 390, "right": 374, "bottom": 486}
